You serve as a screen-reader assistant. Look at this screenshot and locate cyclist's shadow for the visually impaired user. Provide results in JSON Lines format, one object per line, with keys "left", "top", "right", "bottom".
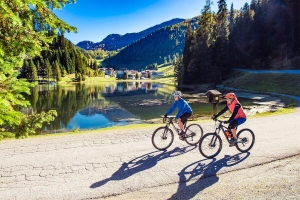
{"left": 169, "top": 152, "right": 250, "bottom": 200}
{"left": 90, "top": 145, "right": 197, "bottom": 188}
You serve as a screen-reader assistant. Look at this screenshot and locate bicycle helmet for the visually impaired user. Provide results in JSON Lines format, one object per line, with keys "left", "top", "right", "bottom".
{"left": 224, "top": 92, "right": 236, "bottom": 99}
{"left": 172, "top": 91, "right": 182, "bottom": 98}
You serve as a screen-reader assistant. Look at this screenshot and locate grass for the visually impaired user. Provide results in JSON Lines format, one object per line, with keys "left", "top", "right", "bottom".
{"left": 0, "top": 123, "right": 162, "bottom": 141}
{"left": 252, "top": 107, "right": 296, "bottom": 117}
{"left": 223, "top": 72, "right": 300, "bottom": 96}
{"left": 58, "top": 73, "right": 176, "bottom": 85}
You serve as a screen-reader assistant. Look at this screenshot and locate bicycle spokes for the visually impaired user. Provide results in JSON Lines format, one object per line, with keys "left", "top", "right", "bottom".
{"left": 236, "top": 129, "right": 255, "bottom": 153}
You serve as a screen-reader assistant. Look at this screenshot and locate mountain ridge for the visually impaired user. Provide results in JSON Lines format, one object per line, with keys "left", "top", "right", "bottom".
{"left": 76, "top": 18, "right": 185, "bottom": 51}
{"left": 103, "top": 16, "right": 200, "bottom": 70}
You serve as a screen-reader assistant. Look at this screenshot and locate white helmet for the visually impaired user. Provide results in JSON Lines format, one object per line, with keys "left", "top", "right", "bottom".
{"left": 172, "top": 91, "right": 182, "bottom": 98}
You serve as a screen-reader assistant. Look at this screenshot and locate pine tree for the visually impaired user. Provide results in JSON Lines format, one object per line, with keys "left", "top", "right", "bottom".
{"left": 188, "top": 0, "right": 214, "bottom": 84}
{"left": 93, "top": 60, "right": 98, "bottom": 70}
{"left": 180, "top": 23, "right": 193, "bottom": 84}
{"left": 211, "top": 0, "right": 230, "bottom": 80}
{"left": 27, "top": 60, "right": 37, "bottom": 82}
{"left": 53, "top": 61, "right": 62, "bottom": 81}
{"left": 228, "top": 3, "right": 237, "bottom": 67}
{"left": 45, "top": 59, "right": 52, "bottom": 81}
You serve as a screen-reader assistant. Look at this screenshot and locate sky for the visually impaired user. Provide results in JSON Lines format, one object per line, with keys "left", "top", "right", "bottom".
{"left": 54, "top": 0, "right": 250, "bottom": 45}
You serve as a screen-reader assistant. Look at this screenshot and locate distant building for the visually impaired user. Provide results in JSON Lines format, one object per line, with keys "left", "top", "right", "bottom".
{"left": 99, "top": 67, "right": 115, "bottom": 77}
{"left": 115, "top": 69, "right": 126, "bottom": 79}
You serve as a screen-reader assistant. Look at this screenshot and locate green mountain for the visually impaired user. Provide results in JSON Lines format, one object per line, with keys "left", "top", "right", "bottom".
{"left": 103, "top": 17, "right": 200, "bottom": 70}
{"left": 77, "top": 18, "right": 186, "bottom": 51}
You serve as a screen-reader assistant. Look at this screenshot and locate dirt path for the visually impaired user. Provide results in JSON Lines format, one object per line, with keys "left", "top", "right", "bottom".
{"left": 0, "top": 110, "right": 300, "bottom": 200}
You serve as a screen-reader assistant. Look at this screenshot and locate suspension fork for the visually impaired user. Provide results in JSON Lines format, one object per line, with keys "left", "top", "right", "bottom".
{"left": 163, "top": 120, "right": 171, "bottom": 136}
{"left": 211, "top": 126, "right": 221, "bottom": 146}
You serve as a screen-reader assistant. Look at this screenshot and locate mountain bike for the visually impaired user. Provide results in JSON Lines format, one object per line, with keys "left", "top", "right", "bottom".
{"left": 198, "top": 119, "right": 255, "bottom": 159}
{"left": 151, "top": 116, "right": 203, "bottom": 150}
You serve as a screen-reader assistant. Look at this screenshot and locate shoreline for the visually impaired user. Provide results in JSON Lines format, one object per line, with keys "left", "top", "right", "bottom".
{"left": 1, "top": 106, "right": 297, "bottom": 142}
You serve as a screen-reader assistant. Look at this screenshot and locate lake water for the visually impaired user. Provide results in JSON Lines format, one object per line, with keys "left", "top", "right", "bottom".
{"left": 23, "top": 82, "right": 254, "bottom": 133}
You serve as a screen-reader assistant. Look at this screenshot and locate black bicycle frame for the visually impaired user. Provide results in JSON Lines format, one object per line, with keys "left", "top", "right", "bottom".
{"left": 215, "top": 121, "right": 232, "bottom": 143}
{"left": 164, "top": 117, "right": 186, "bottom": 135}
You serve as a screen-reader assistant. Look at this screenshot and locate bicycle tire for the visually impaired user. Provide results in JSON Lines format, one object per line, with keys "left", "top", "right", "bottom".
{"left": 235, "top": 128, "right": 255, "bottom": 153}
{"left": 184, "top": 123, "right": 203, "bottom": 145}
{"left": 199, "top": 133, "right": 222, "bottom": 159}
{"left": 151, "top": 127, "right": 174, "bottom": 150}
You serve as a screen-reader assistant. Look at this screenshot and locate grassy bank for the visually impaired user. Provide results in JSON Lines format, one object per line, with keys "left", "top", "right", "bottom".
{"left": 223, "top": 72, "right": 300, "bottom": 96}
{"left": 58, "top": 73, "right": 176, "bottom": 85}
{"left": 2, "top": 107, "right": 297, "bottom": 141}
{"left": 221, "top": 72, "right": 300, "bottom": 107}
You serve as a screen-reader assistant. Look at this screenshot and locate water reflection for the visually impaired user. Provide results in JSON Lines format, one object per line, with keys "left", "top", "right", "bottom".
{"left": 23, "top": 82, "right": 255, "bottom": 132}
{"left": 23, "top": 82, "right": 178, "bottom": 132}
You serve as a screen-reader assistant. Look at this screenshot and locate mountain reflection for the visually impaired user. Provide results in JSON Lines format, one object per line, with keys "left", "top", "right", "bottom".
{"left": 22, "top": 82, "right": 175, "bottom": 132}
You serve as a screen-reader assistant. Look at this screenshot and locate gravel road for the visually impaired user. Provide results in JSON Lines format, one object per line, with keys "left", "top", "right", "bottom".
{"left": 0, "top": 110, "right": 300, "bottom": 200}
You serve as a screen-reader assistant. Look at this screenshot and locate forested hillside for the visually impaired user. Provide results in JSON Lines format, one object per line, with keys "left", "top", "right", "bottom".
{"left": 103, "top": 17, "right": 200, "bottom": 70}
{"left": 176, "top": 0, "right": 300, "bottom": 85}
{"left": 19, "top": 34, "right": 92, "bottom": 82}
{"left": 77, "top": 18, "right": 185, "bottom": 51}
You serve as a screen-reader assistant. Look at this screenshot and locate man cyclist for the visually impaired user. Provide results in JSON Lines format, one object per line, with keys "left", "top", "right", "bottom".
{"left": 212, "top": 92, "right": 246, "bottom": 146}
{"left": 164, "top": 91, "right": 193, "bottom": 140}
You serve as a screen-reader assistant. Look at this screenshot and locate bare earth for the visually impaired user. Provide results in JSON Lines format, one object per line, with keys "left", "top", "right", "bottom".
{"left": 0, "top": 109, "right": 300, "bottom": 200}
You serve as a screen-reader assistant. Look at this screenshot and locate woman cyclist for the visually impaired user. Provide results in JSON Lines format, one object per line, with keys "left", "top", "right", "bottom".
{"left": 212, "top": 92, "right": 246, "bottom": 146}
{"left": 164, "top": 91, "right": 193, "bottom": 140}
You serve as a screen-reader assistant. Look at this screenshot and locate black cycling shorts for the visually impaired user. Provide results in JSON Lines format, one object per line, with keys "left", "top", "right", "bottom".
{"left": 179, "top": 113, "right": 192, "bottom": 124}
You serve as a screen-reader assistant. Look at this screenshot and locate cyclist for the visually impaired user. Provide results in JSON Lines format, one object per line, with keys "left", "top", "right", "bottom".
{"left": 212, "top": 92, "right": 246, "bottom": 146}
{"left": 164, "top": 91, "right": 193, "bottom": 140}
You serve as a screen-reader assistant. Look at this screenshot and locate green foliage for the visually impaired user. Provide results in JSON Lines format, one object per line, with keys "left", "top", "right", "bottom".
{"left": 0, "top": 76, "right": 32, "bottom": 126}
{"left": 228, "top": 0, "right": 300, "bottom": 69}
{"left": 98, "top": 70, "right": 105, "bottom": 77}
{"left": 0, "top": 0, "right": 76, "bottom": 135}
{"left": 135, "top": 72, "right": 140, "bottom": 79}
{"left": 178, "top": 0, "right": 300, "bottom": 85}
{"left": 86, "top": 49, "right": 108, "bottom": 59}
{"left": 0, "top": 132, "right": 15, "bottom": 140}
{"left": 11, "top": 110, "right": 58, "bottom": 139}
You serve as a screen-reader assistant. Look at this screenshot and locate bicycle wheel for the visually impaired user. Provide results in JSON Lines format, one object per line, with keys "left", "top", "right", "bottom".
{"left": 184, "top": 123, "right": 203, "bottom": 145}
{"left": 199, "top": 133, "right": 222, "bottom": 159}
{"left": 236, "top": 128, "right": 255, "bottom": 153}
{"left": 151, "top": 127, "right": 174, "bottom": 150}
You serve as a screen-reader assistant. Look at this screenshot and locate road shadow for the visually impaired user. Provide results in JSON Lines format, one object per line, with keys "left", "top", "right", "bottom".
{"left": 90, "top": 145, "right": 197, "bottom": 188}
{"left": 169, "top": 152, "right": 250, "bottom": 200}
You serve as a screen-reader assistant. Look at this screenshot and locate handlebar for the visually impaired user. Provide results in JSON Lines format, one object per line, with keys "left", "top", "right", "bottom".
{"left": 213, "top": 119, "right": 227, "bottom": 123}
{"left": 161, "top": 115, "right": 176, "bottom": 123}
{"left": 161, "top": 115, "right": 176, "bottom": 119}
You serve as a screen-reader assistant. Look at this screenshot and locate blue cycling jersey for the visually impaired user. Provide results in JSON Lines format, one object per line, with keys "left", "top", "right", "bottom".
{"left": 166, "top": 98, "right": 192, "bottom": 119}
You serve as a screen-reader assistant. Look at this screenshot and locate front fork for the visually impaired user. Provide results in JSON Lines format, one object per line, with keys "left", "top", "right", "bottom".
{"left": 163, "top": 122, "right": 171, "bottom": 137}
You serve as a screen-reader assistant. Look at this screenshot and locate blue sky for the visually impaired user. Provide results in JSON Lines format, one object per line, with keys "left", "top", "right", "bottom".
{"left": 54, "top": 0, "right": 250, "bottom": 45}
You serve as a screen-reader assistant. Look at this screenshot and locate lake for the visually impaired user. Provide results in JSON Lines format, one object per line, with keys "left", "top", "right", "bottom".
{"left": 22, "top": 82, "right": 255, "bottom": 133}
